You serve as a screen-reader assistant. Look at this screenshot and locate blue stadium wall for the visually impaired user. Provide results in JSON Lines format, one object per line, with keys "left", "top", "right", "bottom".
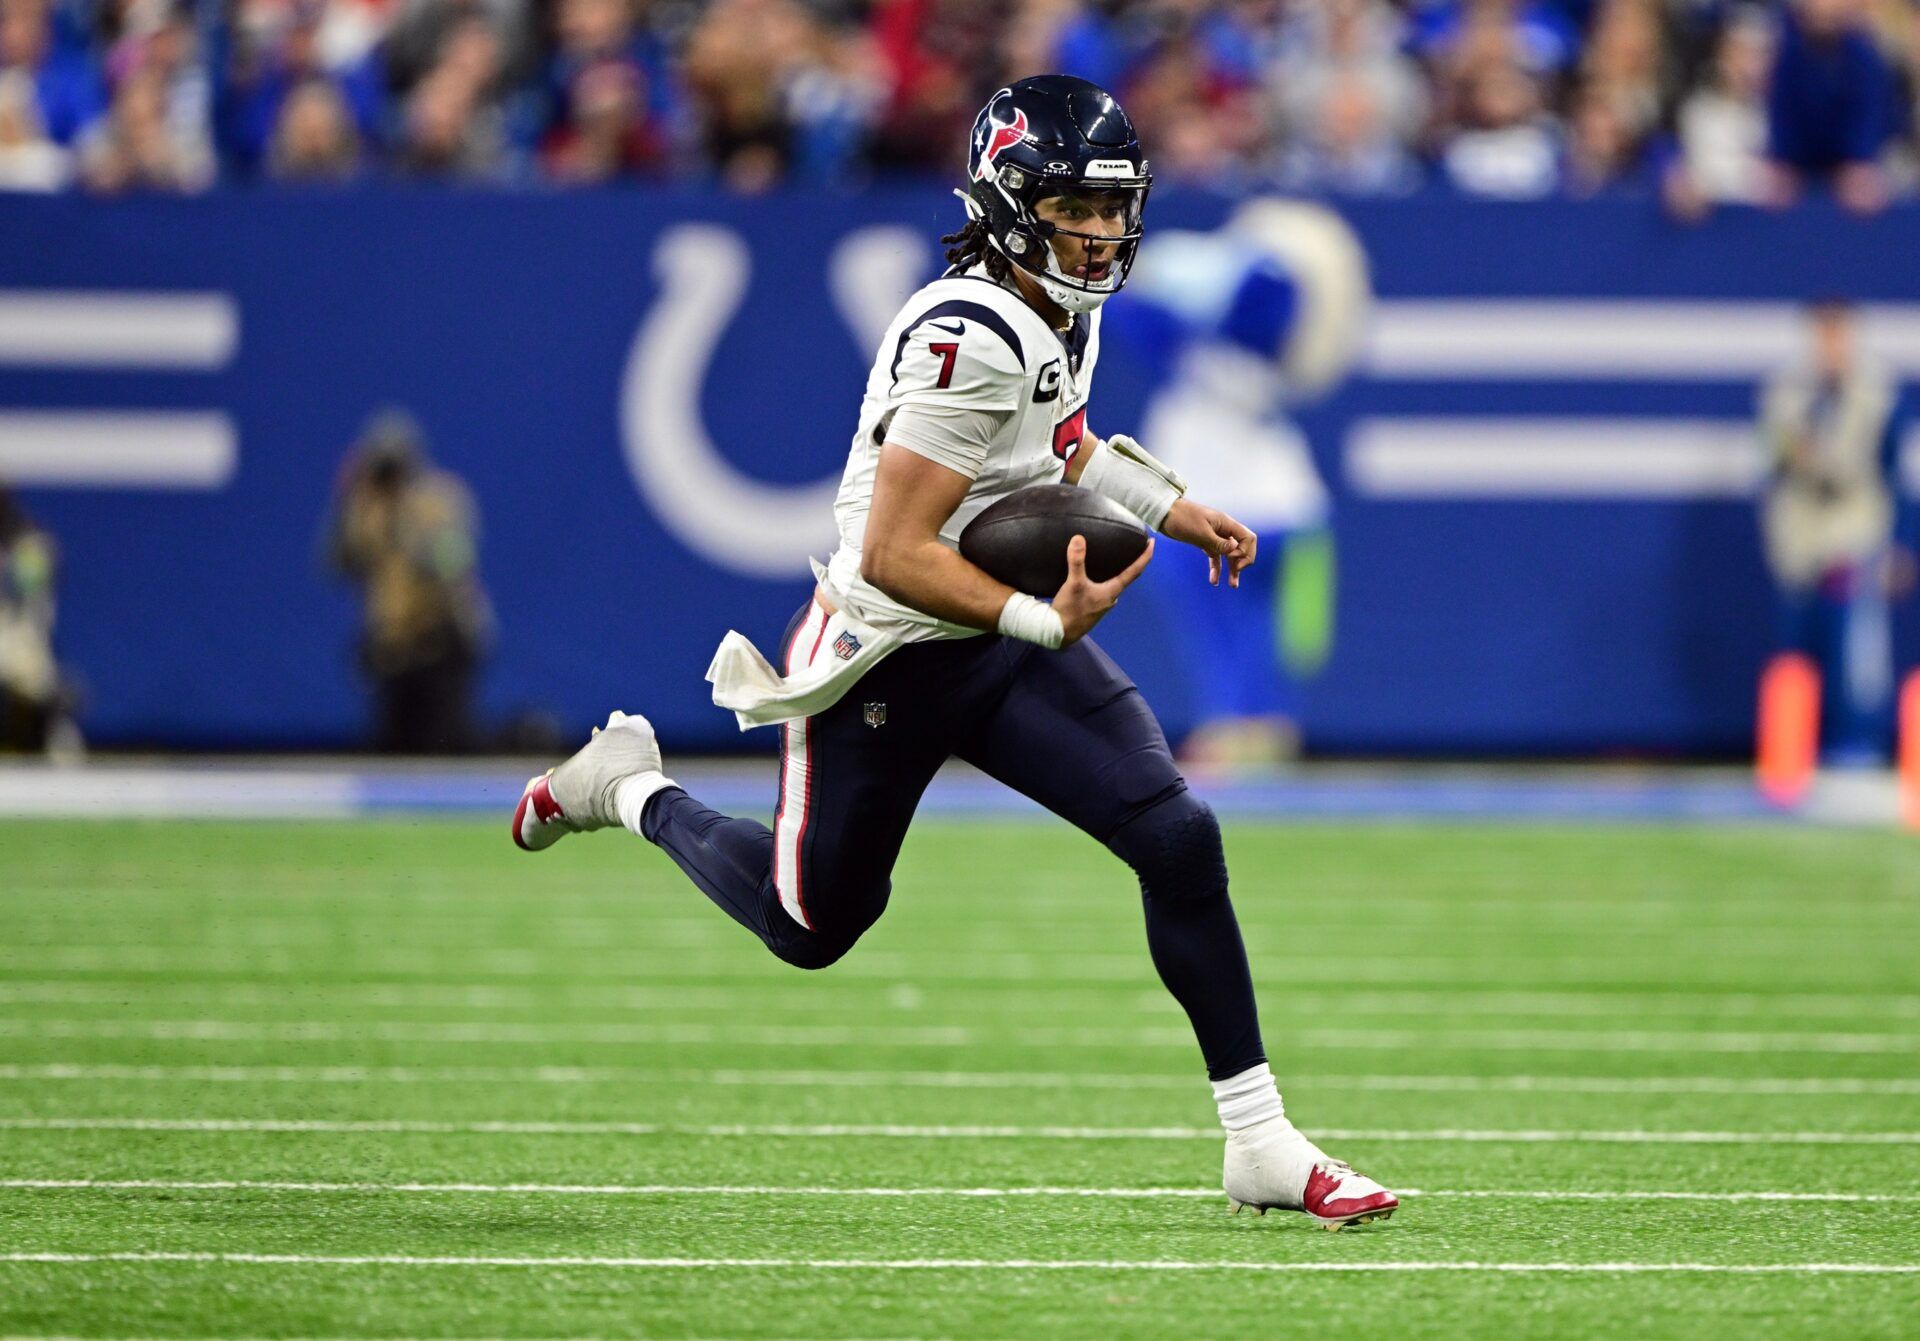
{"left": 5, "top": 188, "right": 1918, "bottom": 755}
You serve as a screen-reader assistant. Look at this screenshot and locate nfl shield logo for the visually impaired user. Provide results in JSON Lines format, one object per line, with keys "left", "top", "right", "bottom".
{"left": 834, "top": 631, "right": 861, "bottom": 660}
{"left": 862, "top": 702, "right": 887, "bottom": 728}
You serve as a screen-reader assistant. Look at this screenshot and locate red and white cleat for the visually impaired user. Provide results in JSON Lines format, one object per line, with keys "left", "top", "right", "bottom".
{"left": 1297, "top": 1159, "right": 1398, "bottom": 1231}
{"left": 511, "top": 772, "right": 569, "bottom": 852}
{"left": 1223, "top": 1115, "right": 1398, "bottom": 1230}
{"left": 511, "top": 711, "right": 673, "bottom": 852}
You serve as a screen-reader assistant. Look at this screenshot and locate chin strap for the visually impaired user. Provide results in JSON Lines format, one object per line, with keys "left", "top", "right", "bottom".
{"left": 1078, "top": 433, "right": 1187, "bottom": 531}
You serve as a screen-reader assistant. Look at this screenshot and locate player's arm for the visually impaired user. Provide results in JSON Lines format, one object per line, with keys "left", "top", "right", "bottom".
{"left": 862, "top": 443, "right": 1150, "bottom": 647}
{"left": 862, "top": 445, "right": 1013, "bottom": 630}
{"left": 1074, "top": 428, "right": 1257, "bottom": 588}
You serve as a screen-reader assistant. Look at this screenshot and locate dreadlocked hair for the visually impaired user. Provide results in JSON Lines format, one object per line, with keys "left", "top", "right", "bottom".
{"left": 941, "top": 218, "right": 1011, "bottom": 282}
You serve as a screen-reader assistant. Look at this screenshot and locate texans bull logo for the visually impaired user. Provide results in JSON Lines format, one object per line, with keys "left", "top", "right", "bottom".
{"left": 973, "top": 105, "right": 1030, "bottom": 182}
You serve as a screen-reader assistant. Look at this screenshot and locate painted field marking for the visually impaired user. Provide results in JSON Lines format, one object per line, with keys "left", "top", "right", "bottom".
{"left": 5, "top": 945, "right": 1905, "bottom": 983}
{"left": 1, "top": 980, "right": 1917, "bottom": 1021}
{"left": 4, "top": 1118, "right": 1919, "bottom": 1145}
{"left": 3, "top": 1017, "right": 1915, "bottom": 1054}
{"left": 0, "top": 1329, "right": 963, "bottom": 1341}
{"left": 3, "top": 1252, "right": 1917, "bottom": 1274}
{"left": 3, "top": 1063, "right": 1917, "bottom": 1098}
{"left": 1, "top": 1179, "right": 1914, "bottom": 1205}
{"left": 3, "top": 980, "right": 1915, "bottom": 1021}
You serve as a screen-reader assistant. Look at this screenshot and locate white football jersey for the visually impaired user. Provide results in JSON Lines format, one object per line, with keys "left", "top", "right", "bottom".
{"left": 823, "top": 265, "right": 1102, "bottom": 640}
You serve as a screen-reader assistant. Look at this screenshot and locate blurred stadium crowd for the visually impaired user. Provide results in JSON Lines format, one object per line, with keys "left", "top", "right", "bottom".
{"left": 0, "top": 0, "right": 1904, "bottom": 208}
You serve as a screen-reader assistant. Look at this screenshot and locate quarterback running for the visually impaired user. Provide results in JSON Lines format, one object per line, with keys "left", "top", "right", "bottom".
{"left": 513, "top": 75, "right": 1397, "bottom": 1229}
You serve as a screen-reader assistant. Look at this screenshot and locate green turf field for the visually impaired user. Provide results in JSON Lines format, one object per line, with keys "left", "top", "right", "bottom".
{"left": 1, "top": 817, "right": 1917, "bottom": 1339}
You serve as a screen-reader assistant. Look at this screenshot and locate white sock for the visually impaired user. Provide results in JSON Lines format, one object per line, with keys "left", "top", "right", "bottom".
{"left": 1211, "top": 1061, "right": 1288, "bottom": 1133}
{"left": 612, "top": 771, "right": 677, "bottom": 837}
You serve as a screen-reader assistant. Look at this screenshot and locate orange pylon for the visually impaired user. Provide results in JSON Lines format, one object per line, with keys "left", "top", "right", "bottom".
{"left": 1756, "top": 652, "right": 1820, "bottom": 807}
{"left": 1898, "top": 672, "right": 1920, "bottom": 830}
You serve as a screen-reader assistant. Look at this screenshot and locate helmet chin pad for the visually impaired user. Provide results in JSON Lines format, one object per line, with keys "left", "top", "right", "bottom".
{"left": 983, "top": 231, "right": 1117, "bottom": 313}
{"left": 1035, "top": 262, "right": 1117, "bottom": 313}
{"left": 1026, "top": 229, "right": 1133, "bottom": 312}
{"left": 1037, "top": 227, "right": 1130, "bottom": 311}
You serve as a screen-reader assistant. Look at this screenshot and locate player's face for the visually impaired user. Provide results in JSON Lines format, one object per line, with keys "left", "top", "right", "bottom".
{"left": 1034, "top": 188, "right": 1139, "bottom": 287}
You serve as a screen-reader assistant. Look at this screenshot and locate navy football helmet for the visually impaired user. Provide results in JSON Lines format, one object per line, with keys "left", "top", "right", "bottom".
{"left": 963, "top": 75, "right": 1152, "bottom": 314}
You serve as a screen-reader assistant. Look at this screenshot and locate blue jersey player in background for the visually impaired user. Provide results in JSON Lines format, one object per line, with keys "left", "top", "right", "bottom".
{"left": 513, "top": 75, "right": 1398, "bottom": 1230}
{"left": 1110, "top": 198, "right": 1372, "bottom": 768}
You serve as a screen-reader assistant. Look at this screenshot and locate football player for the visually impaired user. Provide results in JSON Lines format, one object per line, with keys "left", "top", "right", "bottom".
{"left": 513, "top": 75, "right": 1397, "bottom": 1229}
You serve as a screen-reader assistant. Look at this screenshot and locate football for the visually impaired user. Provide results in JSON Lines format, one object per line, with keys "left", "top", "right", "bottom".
{"left": 958, "top": 484, "right": 1150, "bottom": 597}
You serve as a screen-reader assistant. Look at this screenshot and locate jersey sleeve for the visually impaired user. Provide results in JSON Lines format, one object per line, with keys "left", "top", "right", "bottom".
{"left": 887, "top": 304, "right": 1028, "bottom": 413}
{"left": 883, "top": 401, "right": 1012, "bottom": 479}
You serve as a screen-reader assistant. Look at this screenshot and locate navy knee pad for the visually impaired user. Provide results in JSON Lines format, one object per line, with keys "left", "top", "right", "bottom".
{"left": 1111, "top": 790, "right": 1228, "bottom": 904}
{"left": 770, "top": 932, "right": 858, "bottom": 971}
{"left": 763, "top": 880, "right": 890, "bottom": 971}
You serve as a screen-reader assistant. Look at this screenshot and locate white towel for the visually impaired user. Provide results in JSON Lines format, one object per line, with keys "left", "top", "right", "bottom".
{"left": 707, "top": 605, "right": 900, "bottom": 730}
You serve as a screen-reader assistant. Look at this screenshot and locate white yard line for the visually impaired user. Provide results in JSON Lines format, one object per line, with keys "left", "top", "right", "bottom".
{"left": 0, "top": 1177, "right": 1224, "bottom": 1197}
{"left": 1, "top": 946, "right": 1898, "bottom": 983}
{"left": 1417, "top": 1190, "right": 1920, "bottom": 1203}
{"left": 0, "top": 948, "right": 1379, "bottom": 980}
{"left": 1, "top": 1179, "right": 1914, "bottom": 1204}
{"left": 2, "top": 1062, "right": 1915, "bottom": 1096}
{"left": 2, "top": 1252, "right": 1915, "bottom": 1274}
{"left": 3, "top": 1018, "right": 1915, "bottom": 1053}
{"left": 1, "top": 981, "right": 1915, "bottom": 1020}
{"left": 4, "top": 1117, "right": 1918, "bottom": 1144}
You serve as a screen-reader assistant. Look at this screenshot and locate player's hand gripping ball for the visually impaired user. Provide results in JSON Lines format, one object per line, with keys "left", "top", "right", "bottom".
{"left": 959, "top": 485, "right": 1150, "bottom": 596}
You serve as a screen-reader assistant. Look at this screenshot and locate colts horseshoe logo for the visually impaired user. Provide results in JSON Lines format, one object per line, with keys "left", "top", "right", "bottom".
{"left": 621, "top": 224, "right": 929, "bottom": 578}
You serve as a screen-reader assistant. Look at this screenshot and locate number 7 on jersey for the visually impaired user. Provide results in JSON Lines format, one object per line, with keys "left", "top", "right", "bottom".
{"left": 928, "top": 342, "right": 960, "bottom": 390}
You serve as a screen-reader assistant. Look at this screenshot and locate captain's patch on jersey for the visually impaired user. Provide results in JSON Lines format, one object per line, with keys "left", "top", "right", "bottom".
{"left": 1033, "top": 359, "right": 1061, "bottom": 404}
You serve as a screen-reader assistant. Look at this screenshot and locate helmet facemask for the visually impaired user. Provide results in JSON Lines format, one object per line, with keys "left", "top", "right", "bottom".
{"left": 1018, "top": 184, "right": 1147, "bottom": 313}
{"left": 968, "top": 168, "right": 1150, "bottom": 314}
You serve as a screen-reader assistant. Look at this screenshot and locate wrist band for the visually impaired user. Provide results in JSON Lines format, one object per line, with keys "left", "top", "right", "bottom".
{"left": 997, "top": 592, "right": 1065, "bottom": 649}
{"left": 1079, "top": 434, "right": 1186, "bottom": 531}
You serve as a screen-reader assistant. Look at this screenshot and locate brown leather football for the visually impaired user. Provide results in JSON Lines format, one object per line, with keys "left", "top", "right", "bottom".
{"left": 958, "top": 484, "right": 1149, "bottom": 597}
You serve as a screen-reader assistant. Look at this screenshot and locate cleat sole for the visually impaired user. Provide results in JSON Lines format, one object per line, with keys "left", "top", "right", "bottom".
{"left": 1318, "top": 1207, "right": 1395, "bottom": 1231}
{"left": 1228, "top": 1199, "right": 1397, "bottom": 1229}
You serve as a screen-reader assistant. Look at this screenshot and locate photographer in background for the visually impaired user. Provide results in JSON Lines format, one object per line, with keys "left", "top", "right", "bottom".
{"left": 325, "top": 408, "right": 492, "bottom": 753}
{"left": 1760, "top": 301, "right": 1912, "bottom": 765}
{"left": 0, "top": 483, "right": 69, "bottom": 753}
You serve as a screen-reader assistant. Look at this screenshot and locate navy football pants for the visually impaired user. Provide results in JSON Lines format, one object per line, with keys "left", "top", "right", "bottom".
{"left": 640, "top": 600, "right": 1267, "bottom": 1080}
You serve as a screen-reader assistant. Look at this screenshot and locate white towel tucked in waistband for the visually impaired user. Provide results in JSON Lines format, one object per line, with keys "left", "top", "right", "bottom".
{"left": 706, "top": 604, "right": 900, "bottom": 730}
